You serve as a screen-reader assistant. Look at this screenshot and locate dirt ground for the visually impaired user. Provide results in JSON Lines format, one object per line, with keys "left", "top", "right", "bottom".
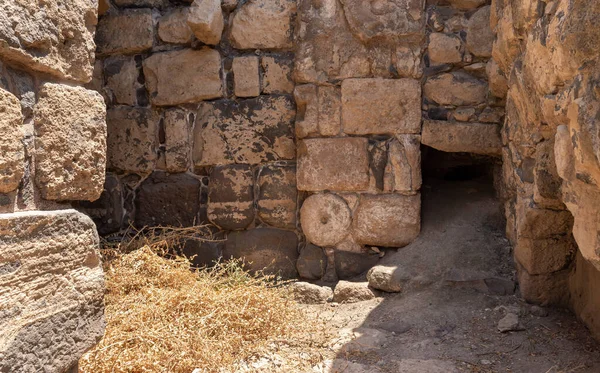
{"left": 302, "top": 155, "right": 600, "bottom": 373}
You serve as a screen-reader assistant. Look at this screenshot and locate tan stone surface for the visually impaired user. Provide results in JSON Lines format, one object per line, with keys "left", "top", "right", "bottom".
{"left": 384, "top": 135, "right": 422, "bottom": 193}
{"left": 294, "top": 84, "right": 341, "bottom": 138}
{"left": 187, "top": 0, "right": 224, "bottom": 45}
{"left": 423, "top": 72, "right": 488, "bottom": 106}
{"left": 0, "top": 0, "right": 97, "bottom": 82}
{"left": 257, "top": 165, "right": 297, "bottom": 229}
{"left": 333, "top": 281, "right": 375, "bottom": 303}
{"left": 300, "top": 193, "right": 352, "bottom": 247}
{"left": 421, "top": 120, "right": 502, "bottom": 156}
{"left": 164, "top": 108, "right": 191, "bottom": 172}
{"left": 514, "top": 237, "right": 575, "bottom": 275}
{"left": 0, "top": 209, "right": 105, "bottom": 373}
{"left": 232, "top": 56, "right": 260, "bottom": 98}
{"left": 159, "top": 8, "right": 194, "bottom": 44}
{"left": 352, "top": 193, "right": 421, "bottom": 247}
{"left": 341, "top": 78, "right": 421, "bottom": 135}
{"left": 96, "top": 9, "right": 154, "bottom": 55}
{"left": 466, "top": 6, "right": 494, "bottom": 57}
{"left": 428, "top": 33, "right": 462, "bottom": 65}
{"left": 193, "top": 96, "right": 295, "bottom": 166}
{"left": 0, "top": 88, "right": 24, "bottom": 194}
{"left": 229, "top": 0, "right": 296, "bottom": 49}
{"left": 34, "top": 83, "right": 107, "bottom": 201}
{"left": 106, "top": 107, "right": 158, "bottom": 173}
{"left": 261, "top": 56, "right": 294, "bottom": 94}
{"left": 143, "top": 48, "right": 222, "bottom": 106}
{"left": 297, "top": 138, "right": 370, "bottom": 191}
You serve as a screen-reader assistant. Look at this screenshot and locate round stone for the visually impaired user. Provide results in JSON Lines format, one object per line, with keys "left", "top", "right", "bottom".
{"left": 300, "top": 193, "right": 352, "bottom": 247}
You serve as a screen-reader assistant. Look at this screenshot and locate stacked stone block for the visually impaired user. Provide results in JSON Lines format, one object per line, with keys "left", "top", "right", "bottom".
{"left": 0, "top": 0, "right": 107, "bottom": 371}
{"left": 88, "top": 0, "right": 300, "bottom": 275}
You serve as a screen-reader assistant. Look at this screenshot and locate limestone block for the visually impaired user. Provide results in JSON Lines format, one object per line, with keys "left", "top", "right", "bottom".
{"left": 394, "top": 44, "right": 423, "bottom": 78}
{"left": 232, "top": 56, "right": 260, "bottom": 98}
{"left": 428, "top": 33, "right": 462, "bottom": 65}
{"left": 516, "top": 200, "right": 574, "bottom": 239}
{"left": 466, "top": 6, "right": 494, "bottom": 57}
{"left": 516, "top": 262, "right": 569, "bottom": 306}
{"left": 159, "top": 8, "right": 194, "bottom": 44}
{"left": 352, "top": 193, "right": 421, "bottom": 247}
{"left": 294, "top": 84, "right": 341, "bottom": 138}
{"left": 367, "top": 265, "right": 403, "bottom": 293}
{"left": 261, "top": 56, "right": 294, "bottom": 94}
{"left": 384, "top": 135, "right": 422, "bottom": 193}
{"left": 297, "top": 138, "right": 370, "bottom": 191}
{"left": 300, "top": 193, "right": 352, "bottom": 247}
{"left": 0, "top": 210, "right": 105, "bottom": 373}
{"left": 208, "top": 165, "right": 254, "bottom": 230}
{"left": 257, "top": 164, "right": 297, "bottom": 229}
{"left": 569, "top": 252, "right": 600, "bottom": 340}
{"left": 297, "top": 243, "right": 328, "bottom": 280}
{"left": 34, "top": 83, "right": 107, "bottom": 201}
{"left": 77, "top": 173, "right": 123, "bottom": 235}
{"left": 341, "top": 78, "right": 421, "bottom": 135}
{"left": 229, "top": 0, "right": 296, "bottom": 49}
{"left": 143, "top": 48, "right": 222, "bottom": 106}
{"left": 187, "top": 0, "right": 224, "bottom": 45}
{"left": 0, "top": 88, "right": 24, "bottom": 194}
{"left": 106, "top": 107, "right": 158, "bottom": 173}
{"left": 164, "top": 108, "right": 192, "bottom": 172}
{"left": 421, "top": 120, "right": 502, "bottom": 156}
{"left": 0, "top": 0, "right": 97, "bottom": 82}
{"left": 340, "top": 0, "right": 425, "bottom": 43}
{"left": 491, "top": 4, "right": 520, "bottom": 73}
{"left": 446, "top": 0, "right": 487, "bottom": 10}
{"left": 333, "top": 281, "right": 375, "bottom": 303}
{"left": 224, "top": 228, "right": 299, "bottom": 278}
{"left": 292, "top": 282, "right": 332, "bottom": 304}
{"left": 135, "top": 172, "right": 201, "bottom": 227}
{"left": 514, "top": 236, "right": 575, "bottom": 275}
{"left": 96, "top": 9, "right": 154, "bottom": 55}
{"left": 104, "top": 56, "right": 139, "bottom": 106}
{"left": 193, "top": 96, "right": 295, "bottom": 166}
{"left": 423, "top": 72, "right": 488, "bottom": 106}
{"left": 318, "top": 86, "right": 342, "bottom": 136}
{"left": 533, "top": 140, "right": 563, "bottom": 209}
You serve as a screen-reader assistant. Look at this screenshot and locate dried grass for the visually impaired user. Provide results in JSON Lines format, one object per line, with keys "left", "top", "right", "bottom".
{"left": 79, "top": 226, "right": 333, "bottom": 373}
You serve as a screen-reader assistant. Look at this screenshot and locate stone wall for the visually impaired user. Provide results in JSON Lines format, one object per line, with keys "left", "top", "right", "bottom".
{"left": 0, "top": 1, "right": 106, "bottom": 371}
{"left": 491, "top": 0, "right": 600, "bottom": 338}
{"left": 87, "top": 0, "right": 502, "bottom": 281}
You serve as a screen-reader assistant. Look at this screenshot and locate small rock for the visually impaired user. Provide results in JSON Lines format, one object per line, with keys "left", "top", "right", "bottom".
{"left": 497, "top": 313, "right": 523, "bottom": 332}
{"left": 367, "top": 265, "right": 403, "bottom": 293}
{"left": 480, "top": 359, "right": 492, "bottom": 365}
{"left": 530, "top": 305, "right": 549, "bottom": 317}
{"left": 291, "top": 282, "right": 332, "bottom": 304}
{"left": 333, "top": 281, "right": 376, "bottom": 303}
{"left": 187, "top": 0, "right": 224, "bottom": 45}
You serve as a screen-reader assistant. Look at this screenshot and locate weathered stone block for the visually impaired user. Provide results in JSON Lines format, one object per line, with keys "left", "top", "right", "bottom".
{"left": 96, "top": 9, "right": 154, "bottom": 55}
{"left": 300, "top": 193, "right": 352, "bottom": 247}
{"left": 208, "top": 165, "right": 254, "bottom": 230}
{"left": 34, "top": 83, "right": 107, "bottom": 201}
{"left": 257, "top": 165, "right": 297, "bottom": 229}
{"left": 193, "top": 96, "right": 295, "bottom": 166}
{"left": 159, "top": 8, "right": 194, "bottom": 44}
{"left": 516, "top": 262, "right": 569, "bottom": 306}
{"left": 486, "top": 59, "right": 508, "bottom": 98}
{"left": 514, "top": 236, "right": 575, "bottom": 275}
{"left": 261, "top": 56, "right": 294, "bottom": 94}
{"left": 421, "top": 120, "right": 502, "bottom": 156}
{"left": 187, "top": 0, "right": 224, "bottom": 45}
{"left": 516, "top": 201, "right": 574, "bottom": 239}
{"left": 143, "top": 48, "right": 222, "bottom": 106}
{"left": 428, "top": 33, "right": 463, "bottom": 65}
{"left": 297, "top": 243, "right": 327, "bottom": 280}
{"left": 352, "top": 193, "right": 421, "bottom": 247}
{"left": 0, "top": 0, "right": 97, "bottom": 82}
{"left": 232, "top": 56, "right": 260, "bottom": 98}
{"left": 423, "top": 72, "right": 488, "bottom": 106}
{"left": 0, "top": 210, "right": 105, "bottom": 373}
{"left": 136, "top": 172, "right": 201, "bottom": 227}
{"left": 0, "top": 88, "right": 24, "bottom": 194}
{"left": 106, "top": 107, "right": 158, "bottom": 173}
{"left": 297, "top": 138, "right": 370, "bottom": 191}
{"left": 534, "top": 140, "right": 564, "bottom": 209}
{"left": 223, "top": 228, "right": 299, "bottom": 278}
{"left": 104, "top": 56, "right": 139, "bottom": 106}
{"left": 318, "top": 86, "right": 342, "bottom": 136}
{"left": 164, "top": 108, "right": 192, "bottom": 173}
{"left": 332, "top": 281, "right": 375, "bottom": 303}
{"left": 466, "top": 6, "right": 494, "bottom": 57}
{"left": 341, "top": 78, "right": 421, "bottom": 135}
{"left": 77, "top": 173, "right": 123, "bottom": 235}
{"left": 229, "top": 0, "right": 296, "bottom": 49}
{"left": 294, "top": 84, "right": 341, "bottom": 138}
{"left": 384, "top": 135, "right": 422, "bottom": 193}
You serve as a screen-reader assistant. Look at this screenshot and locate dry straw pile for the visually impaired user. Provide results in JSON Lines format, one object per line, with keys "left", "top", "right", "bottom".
{"left": 79, "top": 226, "right": 331, "bottom": 373}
